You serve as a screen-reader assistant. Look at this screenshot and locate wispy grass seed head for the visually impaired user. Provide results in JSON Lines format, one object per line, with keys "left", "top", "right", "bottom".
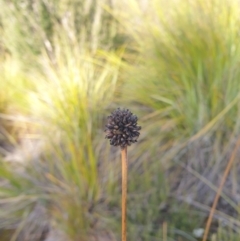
{"left": 105, "top": 108, "right": 141, "bottom": 149}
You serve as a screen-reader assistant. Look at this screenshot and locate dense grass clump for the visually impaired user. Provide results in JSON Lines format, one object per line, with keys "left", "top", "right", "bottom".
{"left": 121, "top": 0, "right": 240, "bottom": 239}
{"left": 124, "top": 0, "right": 240, "bottom": 140}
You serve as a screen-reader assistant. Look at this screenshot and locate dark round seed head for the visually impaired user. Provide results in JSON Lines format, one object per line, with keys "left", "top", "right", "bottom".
{"left": 104, "top": 108, "right": 141, "bottom": 149}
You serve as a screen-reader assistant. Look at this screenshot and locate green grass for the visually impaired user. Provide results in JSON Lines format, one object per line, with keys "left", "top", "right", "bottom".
{"left": 1, "top": 0, "right": 240, "bottom": 241}
{"left": 123, "top": 0, "right": 240, "bottom": 141}
{"left": 115, "top": 0, "right": 240, "bottom": 239}
{"left": 0, "top": 59, "right": 35, "bottom": 149}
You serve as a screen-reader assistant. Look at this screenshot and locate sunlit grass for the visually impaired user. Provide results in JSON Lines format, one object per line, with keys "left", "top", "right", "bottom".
{"left": 0, "top": 1, "right": 122, "bottom": 238}
{"left": 119, "top": 0, "right": 240, "bottom": 239}
{"left": 0, "top": 0, "right": 123, "bottom": 239}
{"left": 0, "top": 58, "right": 35, "bottom": 150}
{"left": 23, "top": 35, "right": 121, "bottom": 239}
{"left": 123, "top": 0, "right": 240, "bottom": 140}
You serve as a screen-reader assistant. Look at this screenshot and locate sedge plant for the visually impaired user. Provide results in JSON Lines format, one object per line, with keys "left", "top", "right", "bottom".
{"left": 105, "top": 108, "right": 141, "bottom": 241}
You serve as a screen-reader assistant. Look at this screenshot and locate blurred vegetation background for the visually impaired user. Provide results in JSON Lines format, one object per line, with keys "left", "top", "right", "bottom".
{"left": 1, "top": 0, "right": 240, "bottom": 240}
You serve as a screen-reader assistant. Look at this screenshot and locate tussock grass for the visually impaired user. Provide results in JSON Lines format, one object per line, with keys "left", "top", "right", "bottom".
{"left": 124, "top": 0, "right": 240, "bottom": 140}
{"left": 120, "top": 0, "right": 240, "bottom": 239}
{"left": 32, "top": 50, "right": 119, "bottom": 240}
{"left": 26, "top": 40, "right": 121, "bottom": 239}
{"left": 0, "top": 0, "right": 122, "bottom": 239}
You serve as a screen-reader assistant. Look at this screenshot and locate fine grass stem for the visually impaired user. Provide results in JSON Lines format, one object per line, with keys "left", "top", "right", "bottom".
{"left": 121, "top": 147, "right": 128, "bottom": 241}
{"left": 202, "top": 138, "right": 240, "bottom": 241}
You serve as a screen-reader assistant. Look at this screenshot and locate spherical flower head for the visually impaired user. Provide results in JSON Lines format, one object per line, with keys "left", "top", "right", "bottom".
{"left": 105, "top": 108, "right": 141, "bottom": 149}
